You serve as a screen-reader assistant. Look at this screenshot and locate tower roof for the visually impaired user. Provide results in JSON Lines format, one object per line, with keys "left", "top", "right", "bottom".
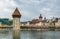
{"left": 39, "top": 14, "right": 42, "bottom": 18}
{"left": 12, "top": 8, "right": 21, "bottom": 18}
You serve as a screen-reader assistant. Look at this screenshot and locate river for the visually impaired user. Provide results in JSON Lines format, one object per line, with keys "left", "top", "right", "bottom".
{"left": 0, "top": 29, "right": 60, "bottom": 39}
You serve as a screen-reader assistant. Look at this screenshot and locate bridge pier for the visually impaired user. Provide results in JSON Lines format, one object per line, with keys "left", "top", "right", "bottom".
{"left": 13, "top": 29, "right": 20, "bottom": 39}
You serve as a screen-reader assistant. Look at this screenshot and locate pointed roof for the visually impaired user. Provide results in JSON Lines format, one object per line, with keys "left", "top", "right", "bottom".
{"left": 12, "top": 8, "right": 21, "bottom": 16}
{"left": 44, "top": 17, "right": 46, "bottom": 20}
{"left": 39, "top": 14, "right": 42, "bottom": 18}
{"left": 12, "top": 8, "right": 21, "bottom": 18}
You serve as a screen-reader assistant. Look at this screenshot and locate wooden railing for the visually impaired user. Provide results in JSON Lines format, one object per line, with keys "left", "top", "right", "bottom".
{"left": 0, "top": 25, "right": 60, "bottom": 29}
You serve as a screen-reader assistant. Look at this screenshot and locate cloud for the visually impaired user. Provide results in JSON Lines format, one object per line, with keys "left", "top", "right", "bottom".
{"left": 0, "top": 0, "right": 18, "bottom": 19}
{"left": 40, "top": 8, "right": 51, "bottom": 13}
{"left": 20, "top": 11, "right": 32, "bottom": 21}
{"left": 19, "top": 0, "right": 40, "bottom": 3}
{"left": 0, "top": 0, "right": 60, "bottom": 21}
{"left": 39, "top": 8, "right": 52, "bottom": 18}
{"left": 20, "top": 10, "right": 39, "bottom": 21}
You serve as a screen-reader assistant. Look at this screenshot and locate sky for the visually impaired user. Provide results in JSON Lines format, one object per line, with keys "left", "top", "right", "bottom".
{"left": 0, "top": 0, "right": 60, "bottom": 21}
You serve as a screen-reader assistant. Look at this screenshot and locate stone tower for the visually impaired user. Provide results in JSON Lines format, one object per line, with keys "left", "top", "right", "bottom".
{"left": 12, "top": 8, "right": 21, "bottom": 29}
{"left": 39, "top": 14, "right": 43, "bottom": 21}
{"left": 12, "top": 8, "right": 21, "bottom": 39}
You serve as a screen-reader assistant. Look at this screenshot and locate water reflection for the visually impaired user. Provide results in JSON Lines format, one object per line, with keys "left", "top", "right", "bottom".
{"left": 0, "top": 29, "right": 60, "bottom": 39}
{"left": 21, "top": 30, "right": 60, "bottom": 39}
{"left": 0, "top": 29, "right": 13, "bottom": 39}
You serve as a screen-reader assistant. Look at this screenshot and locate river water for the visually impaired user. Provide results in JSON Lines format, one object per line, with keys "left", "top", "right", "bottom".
{"left": 0, "top": 29, "right": 60, "bottom": 39}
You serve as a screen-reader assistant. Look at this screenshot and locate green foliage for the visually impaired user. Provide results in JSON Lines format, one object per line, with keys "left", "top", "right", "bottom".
{"left": 0, "top": 18, "right": 13, "bottom": 25}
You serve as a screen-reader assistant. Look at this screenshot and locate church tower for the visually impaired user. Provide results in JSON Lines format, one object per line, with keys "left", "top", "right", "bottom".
{"left": 39, "top": 14, "right": 43, "bottom": 21}
{"left": 12, "top": 8, "right": 21, "bottom": 39}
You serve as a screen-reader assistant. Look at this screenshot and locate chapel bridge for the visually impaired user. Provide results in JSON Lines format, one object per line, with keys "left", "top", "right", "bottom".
{"left": 0, "top": 25, "right": 60, "bottom": 29}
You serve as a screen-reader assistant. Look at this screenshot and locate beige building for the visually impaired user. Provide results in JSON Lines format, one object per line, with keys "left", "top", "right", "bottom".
{"left": 55, "top": 18, "right": 60, "bottom": 26}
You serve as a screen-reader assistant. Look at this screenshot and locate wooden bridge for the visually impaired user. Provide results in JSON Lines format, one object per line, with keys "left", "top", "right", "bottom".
{"left": 0, "top": 25, "right": 60, "bottom": 29}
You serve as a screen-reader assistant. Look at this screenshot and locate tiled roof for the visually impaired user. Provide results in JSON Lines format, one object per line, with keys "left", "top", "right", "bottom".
{"left": 30, "top": 19, "right": 40, "bottom": 24}
{"left": 12, "top": 8, "right": 21, "bottom": 16}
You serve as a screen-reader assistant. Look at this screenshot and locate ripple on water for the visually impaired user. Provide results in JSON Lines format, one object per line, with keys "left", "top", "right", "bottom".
{"left": 0, "top": 29, "right": 60, "bottom": 39}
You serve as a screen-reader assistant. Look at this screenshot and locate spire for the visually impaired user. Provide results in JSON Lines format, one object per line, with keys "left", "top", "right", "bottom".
{"left": 39, "top": 14, "right": 42, "bottom": 19}
{"left": 44, "top": 17, "right": 46, "bottom": 20}
{"left": 12, "top": 8, "right": 21, "bottom": 18}
{"left": 44, "top": 17, "right": 46, "bottom": 22}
